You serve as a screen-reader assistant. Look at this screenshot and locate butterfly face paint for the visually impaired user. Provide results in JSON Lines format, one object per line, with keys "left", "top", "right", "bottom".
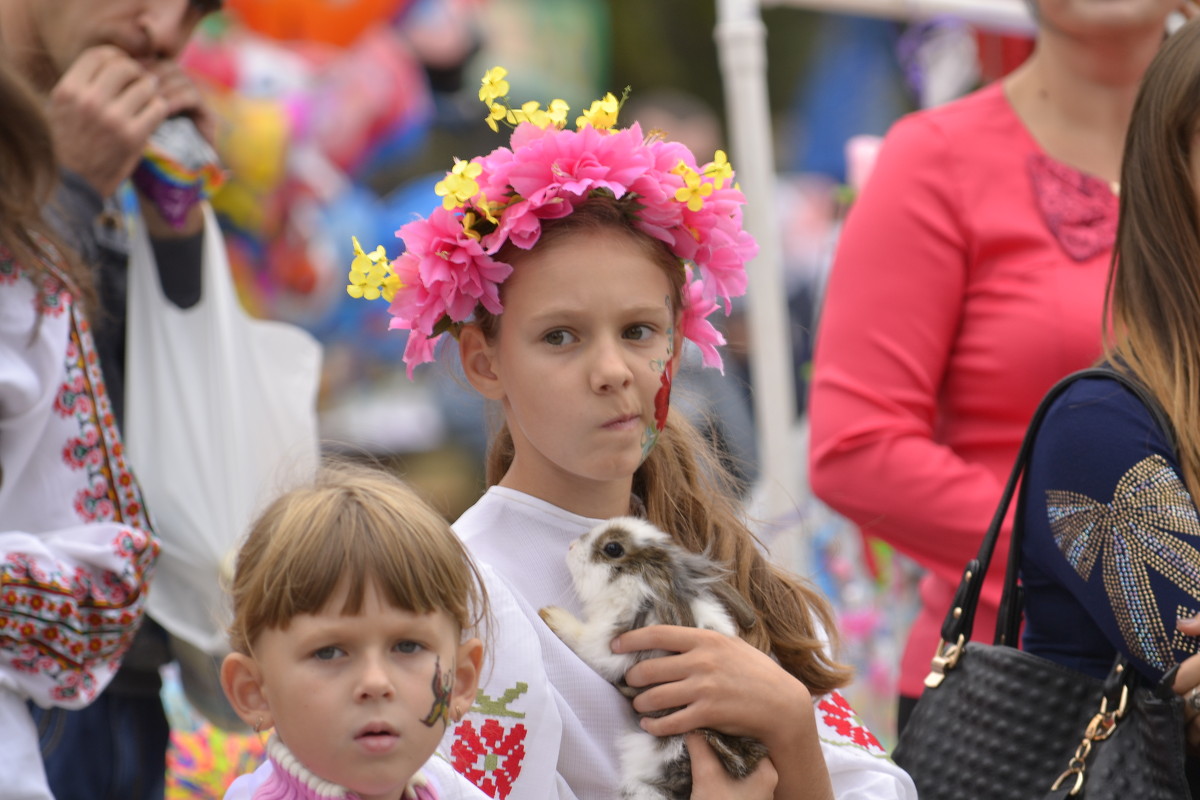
{"left": 419, "top": 655, "right": 455, "bottom": 728}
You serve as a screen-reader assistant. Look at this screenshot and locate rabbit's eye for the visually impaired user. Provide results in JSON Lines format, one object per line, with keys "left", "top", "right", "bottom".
{"left": 602, "top": 541, "right": 625, "bottom": 559}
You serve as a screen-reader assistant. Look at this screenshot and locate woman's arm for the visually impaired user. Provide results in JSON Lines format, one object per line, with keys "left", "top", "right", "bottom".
{"left": 808, "top": 111, "right": 1004, "bottom": 593}
{"left": 1022, "top": 377, "right": 1200, "bottom": 683}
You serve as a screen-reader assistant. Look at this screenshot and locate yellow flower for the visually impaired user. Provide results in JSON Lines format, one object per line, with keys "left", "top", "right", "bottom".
{"left": 575, "top": 92, "right": 620, "bottom": 130}
{"left": 347, "top": 236, "right": 394, "bottom": 301}
{"left": 477, "top": 194, "right": 501, "bottom": 225}
{"left": 434, "top": 158, "right": 482, "bottom": 210}
{"left": 673, "top": 165, "right": 713, "bottom": 212}
{"left": 381, "top": 273, "right": 402, "bottom": 303}
{"left": 485, "top": 102, "right": 507, "bottom": 132}
{"left": 462, "top": 211, "right": 484, "bottom": 241}
{"left": 478, "top": 66, "right": 509, "bottom": 105}
{"left": 510, "top": 100, "right": 550, "bottom": 128}
{"left": 546, "top": 99, "right": 570, "bottom": 128}
{"left": 704, "top": 150, "right": 733, "bottom": 190}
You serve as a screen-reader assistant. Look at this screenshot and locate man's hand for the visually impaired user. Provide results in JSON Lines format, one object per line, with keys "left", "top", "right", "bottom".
{"left": 148, "top": 60, "right": 217, "bottom": 146}
{"left": 46, "top": 45, "right": 169, "bottom": 198}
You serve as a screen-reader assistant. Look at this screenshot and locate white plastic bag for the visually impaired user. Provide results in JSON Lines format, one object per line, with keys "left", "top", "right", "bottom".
{"left": 125, "top": 204, "right": 322, "bottom": 656}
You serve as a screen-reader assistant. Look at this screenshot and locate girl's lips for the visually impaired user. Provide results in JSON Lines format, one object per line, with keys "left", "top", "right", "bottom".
{"left": 355, "top": 731, "right": 400, "bottom": 754}
{"left": 352, "top": 729, "right": 400, "bottom": 753}
{"left": 603, "top": 414, "right": 641, "bottom": 430}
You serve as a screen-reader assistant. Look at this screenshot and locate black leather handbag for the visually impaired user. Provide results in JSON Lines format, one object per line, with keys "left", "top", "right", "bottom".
{"left": 891, "top": 367, "right": 1194, "bottom": 800}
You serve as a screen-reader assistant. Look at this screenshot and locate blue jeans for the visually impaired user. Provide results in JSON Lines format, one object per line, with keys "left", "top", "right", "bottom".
{"left": 31, "top": 684, "right": 168, "bottom": 800}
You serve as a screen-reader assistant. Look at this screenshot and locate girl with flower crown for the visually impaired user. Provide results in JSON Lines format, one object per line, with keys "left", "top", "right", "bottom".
{"left": 348, "top": 68, "right": 916, "bottom": 800}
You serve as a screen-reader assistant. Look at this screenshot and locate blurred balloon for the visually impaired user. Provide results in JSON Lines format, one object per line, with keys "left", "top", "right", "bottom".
{"left": 180, "top": 18, "right": 434, "bottom": 325}
{"left": 224, "top": 0, "right": 415, "bottom": 47}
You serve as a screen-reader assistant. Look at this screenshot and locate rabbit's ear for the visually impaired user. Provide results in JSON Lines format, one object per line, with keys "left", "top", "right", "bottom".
{"left": 709, "top": 578, "right": 757, "bottom": 633}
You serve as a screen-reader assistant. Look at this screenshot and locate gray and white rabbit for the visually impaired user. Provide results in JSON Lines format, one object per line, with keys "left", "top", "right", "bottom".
{"left": 538, "top": 516, "right": 768, "bottom": 800}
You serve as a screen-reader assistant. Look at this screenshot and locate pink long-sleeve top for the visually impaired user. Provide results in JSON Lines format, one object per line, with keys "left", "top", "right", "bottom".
{"left": 808, "top": 81, "right": 1114, "bottom": 699}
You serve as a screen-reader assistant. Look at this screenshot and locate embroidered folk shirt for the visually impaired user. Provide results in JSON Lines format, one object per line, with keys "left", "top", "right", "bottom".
{"left": 0, "top": 252, "right": 159, "bottom": 797}
{"left": 0, "top": 252, "right": 158, "bottom": 706}
{"left": 445, "top": 486, "right": 918, "bottom": 800}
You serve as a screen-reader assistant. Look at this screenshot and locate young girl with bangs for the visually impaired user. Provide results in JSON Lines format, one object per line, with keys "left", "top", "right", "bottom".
{"left": 218, "top": 463, "right": 491, "bottom": 800}
{"left": 348, "top": 72, "right": 916, "bottom": 799}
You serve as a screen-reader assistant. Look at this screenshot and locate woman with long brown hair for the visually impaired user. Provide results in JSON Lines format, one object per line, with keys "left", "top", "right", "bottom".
{"left": 0, "top": 58, "right": 158, "bottom": 799}
{"left": 809, "top": 0, "right": 1195, "bottom": 734}
{"left": 1018, "top": 13, "right": 1200, "bottom": 753}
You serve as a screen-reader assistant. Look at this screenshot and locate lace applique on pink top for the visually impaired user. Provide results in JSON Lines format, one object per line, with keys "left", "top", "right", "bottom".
{"left": 1027, "top": 152, "right": 1119, "bottom": 262}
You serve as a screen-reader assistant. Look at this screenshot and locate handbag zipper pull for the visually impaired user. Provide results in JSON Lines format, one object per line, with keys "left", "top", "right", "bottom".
{"left": 922, "top": 634, "right": 965, "bottom": 689}
{"left": 1049, "top": 685, "right": 1129, "bottom": 795}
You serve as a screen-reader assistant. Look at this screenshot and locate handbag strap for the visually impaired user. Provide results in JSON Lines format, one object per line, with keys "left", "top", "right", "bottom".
{"left": 937, "top": 365, "right": 1176, "bottom": 648}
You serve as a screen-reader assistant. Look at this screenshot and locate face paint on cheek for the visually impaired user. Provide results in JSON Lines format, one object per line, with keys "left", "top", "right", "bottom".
{"left": 640, "top": 302, "right": 676, "bottom": 463}
{"left": 419, "top": 655, "right": 455, "bottom": 728}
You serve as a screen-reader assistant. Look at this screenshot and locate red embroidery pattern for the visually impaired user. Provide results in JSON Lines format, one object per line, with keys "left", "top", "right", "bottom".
{"left": 0, "top": 250, "right": 17, "bottom": 285}
{"left": 55, "top": 308, "right": 146, "bottom": 523}
{"left": 451, "top": 682, "right": 530, "bottom": 799}
{"left": 0, "top": 270, "right": 157, "bottom": 703}
{"left": 0, "top": 531, "right": 153, "bottom": 702}
{"left": 0, "top": 246, "right": 73, "bottom": 315}
{"left": 34, "top": 273, "right": 69, "bottom": 317}
{"left": 818, "top": 691, "right": 885, "bottom": 754}
{"left": 451, "top": 719, "right": 528, "bottom": 799}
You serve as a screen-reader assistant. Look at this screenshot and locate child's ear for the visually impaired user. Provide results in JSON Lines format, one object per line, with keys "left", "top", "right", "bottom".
{"left": 220, "top": 652, "right": 274, "bottom": 732}
{"left": 459, "top": 325, "right": 505, "bottom": 400}
{"left": 452, "top": 637, "right": 484, "bottom": 720}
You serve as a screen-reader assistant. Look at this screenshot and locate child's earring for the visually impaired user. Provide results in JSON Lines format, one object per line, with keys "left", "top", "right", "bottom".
{"left": 254, "top": 715, "right": 264, "bottom": 733}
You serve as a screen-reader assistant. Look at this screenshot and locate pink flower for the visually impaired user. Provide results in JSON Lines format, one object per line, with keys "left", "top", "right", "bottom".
{"left": 363, "top": 105, "right": 757, "bottom": 375}
{"left": 391, "top": 207, "right": 513, "bottom": 330}
{"left": 505, "top": 124, "right": 654, "bottom": 208}
{"left": 399, "top": 332, "right": 439, "bottom": 378}
{"left": 682, "top": 226, "right": 754, "bottom": 312}
{"left": 680, "top": 271, "right": 728, "bottom": 372}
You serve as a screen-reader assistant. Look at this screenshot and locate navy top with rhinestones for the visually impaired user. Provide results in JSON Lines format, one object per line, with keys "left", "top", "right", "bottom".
{"left": 1021, "top": 375, "right": 1200, "bottom": 683}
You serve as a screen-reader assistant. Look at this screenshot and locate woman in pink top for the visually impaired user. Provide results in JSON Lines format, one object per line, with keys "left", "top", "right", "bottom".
{"left": 808, "top": 0, "right": 1194, "bottom": 731}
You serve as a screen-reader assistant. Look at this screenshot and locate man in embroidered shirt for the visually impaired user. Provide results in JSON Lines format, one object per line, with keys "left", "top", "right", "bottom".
{"left": 0, "top": 2, "right": 223, "bottom": 798}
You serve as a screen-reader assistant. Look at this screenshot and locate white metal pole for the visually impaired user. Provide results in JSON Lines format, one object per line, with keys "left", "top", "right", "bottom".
{"left": 714, "top": 0, "right": 804, "bottom": 567}
{"left": 763, "top": 0, "right": 1035, "bottom": 33}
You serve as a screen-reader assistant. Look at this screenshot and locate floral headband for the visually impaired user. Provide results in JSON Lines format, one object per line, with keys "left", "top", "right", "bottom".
{"left": 347, "top": 66, "right": 757, "bottom": 376}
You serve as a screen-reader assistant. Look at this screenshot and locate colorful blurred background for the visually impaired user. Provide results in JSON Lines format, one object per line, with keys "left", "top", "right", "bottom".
{"left": 162, "top": 1, "right": 1034, "bottom": 794}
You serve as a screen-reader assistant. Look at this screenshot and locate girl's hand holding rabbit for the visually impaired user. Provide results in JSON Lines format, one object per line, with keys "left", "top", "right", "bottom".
{"left": 687, "top": 733, "right": 778, "bottom": 800}
{"left": 615, "top": 625, "right": 835, "bottom": 800}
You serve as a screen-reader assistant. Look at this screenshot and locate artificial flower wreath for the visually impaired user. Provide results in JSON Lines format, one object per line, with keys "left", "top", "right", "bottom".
{"left": 348, "top": 66, "right": 757, "bottom": 376}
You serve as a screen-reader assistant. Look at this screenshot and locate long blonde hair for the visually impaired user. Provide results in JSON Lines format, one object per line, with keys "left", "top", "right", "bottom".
{"left": 226, "top": 461, "right": 488, "bottom": 655}
{"left": 477, "top": 198, "right": 852, "bottom": 695}
{"left": 1105, "top": 18, "right": 1200, "bottom": 499}
{"left": 0, "top": 58, "right": 94, "bottom": 317}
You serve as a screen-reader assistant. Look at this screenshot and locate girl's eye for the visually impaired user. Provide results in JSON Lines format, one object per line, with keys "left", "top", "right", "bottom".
{"left": 544, "top": 329, "right": 578, "bottom": 346}
{"left": 623, "top": 325, "right": 653, "bottom": 341}
{"left": 313, "top": 646, "right": 343, "bottom": 661}
{"left": 394, "top": 640, "right": 423, "bottom": 654}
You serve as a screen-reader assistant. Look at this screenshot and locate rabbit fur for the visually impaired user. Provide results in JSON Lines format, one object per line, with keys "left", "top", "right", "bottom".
{"left": 538, "top": 516, "right": 768, "bottom": 800}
